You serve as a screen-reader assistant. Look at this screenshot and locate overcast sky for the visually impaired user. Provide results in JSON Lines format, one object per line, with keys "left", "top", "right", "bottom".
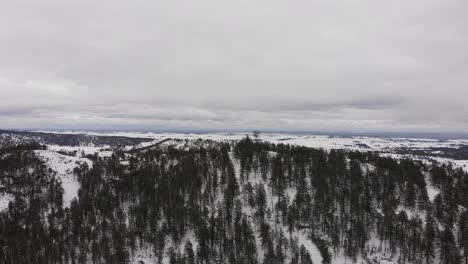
{"left": 1, "top": 0, "right": 467, "bottom": 133}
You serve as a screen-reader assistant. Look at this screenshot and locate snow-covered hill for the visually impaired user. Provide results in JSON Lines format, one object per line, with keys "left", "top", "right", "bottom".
{"left": 35, "top": 150, "right": 93, "bottom": 207}
{"left": 35, "top": 130, "right": 468, "bottom": 151}
{"left": 1, "top": 130, "right": 467, "bottom": 264}
{"left": 37, "top": 131, "right": 468, "bottom": 172}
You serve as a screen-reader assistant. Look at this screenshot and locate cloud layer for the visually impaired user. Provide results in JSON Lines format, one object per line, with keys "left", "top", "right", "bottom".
{"left": 1, "top": 0, "right": 467, "bottom": 132}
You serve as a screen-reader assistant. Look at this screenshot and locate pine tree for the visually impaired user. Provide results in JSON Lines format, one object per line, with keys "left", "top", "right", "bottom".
{"left": 184, "top": 241, "right": 195, "bottom": 264}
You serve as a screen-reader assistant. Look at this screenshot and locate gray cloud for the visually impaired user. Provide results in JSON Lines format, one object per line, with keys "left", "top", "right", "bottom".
{"left": 0, "top": 0, "right": 467, "bottom": 133}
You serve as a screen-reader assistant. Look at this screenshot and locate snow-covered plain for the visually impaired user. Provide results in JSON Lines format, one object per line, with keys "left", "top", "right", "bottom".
{"left": 37, "top": 130, "right": 468, "bottom": 151}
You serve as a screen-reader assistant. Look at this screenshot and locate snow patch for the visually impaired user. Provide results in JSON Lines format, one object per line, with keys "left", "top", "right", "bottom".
{"left": 0, "top": 192, "right": 14, "bottom": 212}
{"left": 47, "top": 145, "right": 113, "bottom": 157}
{"left": 35, "top": 150, "right": 92, "bottom": 207}
{"left": 426, "top": 186, "right": 440, "bottom": 202}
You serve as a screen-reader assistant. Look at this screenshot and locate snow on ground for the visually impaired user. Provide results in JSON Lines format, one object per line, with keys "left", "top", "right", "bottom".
{"left": 296, "top": 229, "right": 323, "bottom": 264}
{"left": 45, "top": 131, "right": 468, "bottom": 175}
{"left": 47, "top": 145, "right": 114, "bottom": 157}
{"left": 382, "top": 154, "right": 461, "bottom": 203}
{"left": 37, "top": 131, "right": 468, "bottom": 152}
{"left": 123, "top": 139, "right": 161, "bottom": 151}
{"left": 35, "top": 150, "right": 93, "bottom": 207}
{"left": 381, "top": 153, "right": 468, "bottom": 173}
{"left": 362, "top": 163, "right": 376, "bottom": 174}
{"left": 426, "top": 186, "right": 440, "bottom": 202}
{"left": 423, "top": 171, "right": 440, "bottom": 202}
{"left": 130, "top": 248, "right": 157, "bottom": 264}
{"left": 395, "top": 205, "right": 424, "bottom": 220}
{"left": 31, "top": 131, "right": 468, "bottom": 263}
{"left": 330, "top": 233, "right": 400, "bottom": 264}
{"left": 180, "top": 230, "right": 199, "bottom": 253}
{"left": 428, "top": 156, "right": 468, "bottom": 172}
{"left": 0, "top": 192, "right": 14, "bottom": 212}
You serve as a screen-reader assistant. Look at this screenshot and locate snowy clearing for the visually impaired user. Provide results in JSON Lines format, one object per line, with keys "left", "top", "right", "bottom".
{"left": 35, "top": 150, "right": 93, "bottom": 207}
{"left": 46, "top": 145, "right": 114, "bottom": 157}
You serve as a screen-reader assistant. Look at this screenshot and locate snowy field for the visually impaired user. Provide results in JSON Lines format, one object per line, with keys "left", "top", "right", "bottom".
{"left": 37, "top": 131, "right": 468, "bottom": 173}
{"left": 37, "top": 130, "right": 468, "bottom": 151}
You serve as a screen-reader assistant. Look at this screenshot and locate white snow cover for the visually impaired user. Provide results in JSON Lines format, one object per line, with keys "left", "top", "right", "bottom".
{"left": 47, "top": 145, "right": 114, "bottom": 157}
{"left": 380, "top": 153, "right": 468, "bottom": 173}
{"left": 32, "top": 130, "right": 467, "bottom": 264}
{"left": 426, "top": 186, "right": 440, "bottom": 202}
{"left": 37, "top": 130, "right": 468, "bottom": 152}
{"left": 35, "top": 150, "right": 93, "bottom": 207}
{"left": 0, "top": 192, "right": 14, "bottom": 212}
{"left": 39, "top": 131, "right": 468, "bottom": 173}
{"left": 427, "top": 156, "right": 468, "bottom": 172}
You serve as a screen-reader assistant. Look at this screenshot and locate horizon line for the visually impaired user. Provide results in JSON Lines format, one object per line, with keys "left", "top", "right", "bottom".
{"left": 2, "top": 127, "right": 468, "bottom": 140}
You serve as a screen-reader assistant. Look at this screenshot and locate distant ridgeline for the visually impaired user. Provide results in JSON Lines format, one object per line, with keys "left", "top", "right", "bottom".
{"left": 0, "top": 129, "right": 152, "bottom": 147}
{"left": 0, "top": 136, "right": 467, "bottom": 264}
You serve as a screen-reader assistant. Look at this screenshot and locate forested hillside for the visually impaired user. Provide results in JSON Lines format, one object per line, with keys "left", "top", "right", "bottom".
{"left": 0, "top": 137, "right": 467, "bottom": 264}
{"left": 0, "top": 130, "right": 152, "bottom": 147}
